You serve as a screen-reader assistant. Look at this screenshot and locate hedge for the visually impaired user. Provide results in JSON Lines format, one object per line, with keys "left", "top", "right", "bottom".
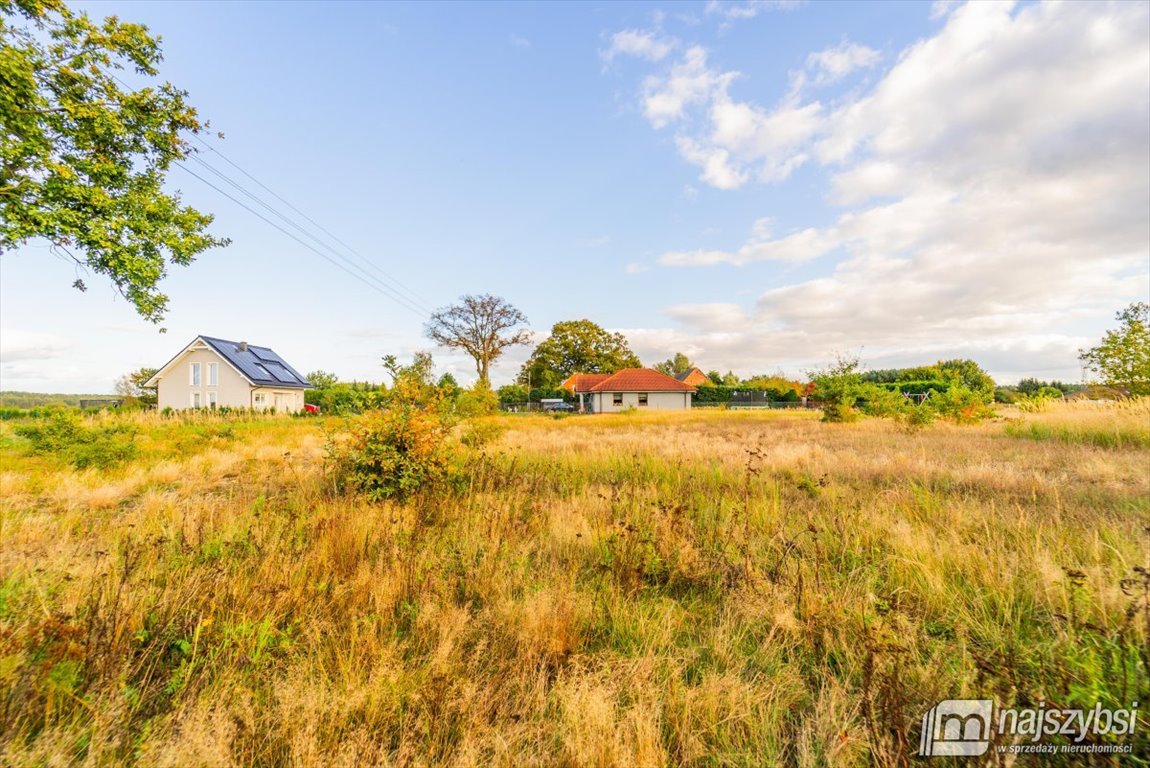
{"left": 693, "top": 386, "right": 802, "bottom": 404}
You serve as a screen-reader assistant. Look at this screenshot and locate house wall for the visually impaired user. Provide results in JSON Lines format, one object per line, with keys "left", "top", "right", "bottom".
{"left": 590, "top": 391, "right": 692, "bottom": 413}
{"left": 251, "top": 387, "right": 304, "bottom": 413}
{"left": 681, "top": 370, "right": 711, "bottom": 387}
{"left": 157, "top": 346, "right": 254, "bottom": 410}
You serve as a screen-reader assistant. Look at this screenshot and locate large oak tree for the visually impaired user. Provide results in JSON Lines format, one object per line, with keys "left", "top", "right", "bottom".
{"left": 519, "top": 319, "right": 640, "bottom": 388}
{"left": 424, "top": 294, "right": 530, "bottom": 386}
{"left": 1, "top": 0, "right": 227, "bottom": 324}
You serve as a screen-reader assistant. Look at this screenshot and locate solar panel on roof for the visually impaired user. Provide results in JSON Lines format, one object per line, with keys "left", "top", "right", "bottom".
{"left": 251, "top": 348, "right": 279, "bottom": 362}
{"left": 264, "top": 362, "right": 299, "bottom": 384}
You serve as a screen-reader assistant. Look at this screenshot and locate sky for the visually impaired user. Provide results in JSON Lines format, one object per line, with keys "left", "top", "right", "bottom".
{"left": 2, "top": 0, "right": 1148, "bottom": 393}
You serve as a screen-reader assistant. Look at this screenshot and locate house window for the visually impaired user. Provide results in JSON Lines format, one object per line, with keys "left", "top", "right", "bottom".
{"left": 191, "top": 392, "right": 201, "bottom": 408}
{"left": 190, "top": 362, "right": 201, "bottom": 386}
{"left": 638, "top": 393, "right": 648, "bottom": 406}
{"left": 254, "top": 393, "right": 265, "bottom": 406}
{"left": 208, "top": 392, "right": 217, "bottom": 408}
{"left": 613, "top": 393, "right": 623, "bottom": 406}
{"left": 208, "top": 362, "right": 218, "bottom": 386}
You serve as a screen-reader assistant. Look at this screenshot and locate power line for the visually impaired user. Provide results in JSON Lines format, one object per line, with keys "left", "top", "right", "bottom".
{"left": 174, "top": 162, "right": 429, "bottom": 318}
{"left": 110, "top": 73, "right": 433, "bottom": 317}
{"left": 185, "top": 153, "right": 432, "bottom": 315}
{"left": 192, "top": 135, "right": 431, "bottom": 311}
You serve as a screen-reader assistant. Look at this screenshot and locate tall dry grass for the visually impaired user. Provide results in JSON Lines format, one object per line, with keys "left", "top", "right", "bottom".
{"left": 0, "top": 404, "right": 1146, "bottom": 766}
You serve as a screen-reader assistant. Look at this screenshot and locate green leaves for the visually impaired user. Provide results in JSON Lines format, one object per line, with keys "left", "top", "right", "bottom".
{"left": 519, "top": 319, "right": 641, "bottom": 387}
{"left": 1, "top": 0, "right": 228, "bottom": 323}
{"left": 1079, "top": 302, "right": 1150, "bottom": 396}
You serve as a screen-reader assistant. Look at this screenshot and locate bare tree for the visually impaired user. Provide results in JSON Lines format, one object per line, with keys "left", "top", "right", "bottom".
{"left": 424, "top": 294, "right": 531, "bottom": 385}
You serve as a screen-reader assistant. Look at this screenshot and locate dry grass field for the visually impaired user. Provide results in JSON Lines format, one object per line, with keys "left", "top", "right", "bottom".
{"left": 1, "top": 402, "right": 1147, "bottom": 766}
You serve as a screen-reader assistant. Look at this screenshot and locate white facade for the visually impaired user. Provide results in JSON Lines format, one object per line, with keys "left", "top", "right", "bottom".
{"left": 588, "top": 390, "right": 693, "bottom": 413}
{"left": 150, "top": 338, "right": 307, "bottom": 412}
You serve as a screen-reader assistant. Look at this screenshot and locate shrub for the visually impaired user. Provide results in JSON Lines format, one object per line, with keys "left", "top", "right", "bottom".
{"left": 497, "top": 384, "right": 529, "bottom": 408}
{"left": 330, "top": 406, "right": 455, "bottom": 502}
{"left": 858, "top": 384, "right": 908, "bottom": 419}
{"left": 329, "top": 354, "right": 458, "bottom": 503}
{"left": 460, "top": 419, "right": 505, "bottom": 449}
{"left": 994, "top": 387, "right": 1019, "bottom": 404}
{"left": 807, "top": 355, "right": 865, "bottom": 422}
{"left": 14, "top": 411, "right": 137, "bottom": 469}
{"left": 926, "top": 384, "right": 995, "bottom": 424}
{"left": 455, "top": 382, "right": 499, "bottom": 418}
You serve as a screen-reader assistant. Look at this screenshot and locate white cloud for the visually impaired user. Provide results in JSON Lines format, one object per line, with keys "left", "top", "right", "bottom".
{"left": 705, "top": 0, "right": 803, "bottom": 22}
{"left": 625, "top": 263, "right": 649, "bottom": 274}
{"left": 641, "top": 46, "right": 732, "bottom": 128}
{"left": 508, "top": 34, "right": 530, "bottom": 49}
{"left": 804, "top": 42, "right": 881, "bottom": 86}
{"left": 640, "top": 46, "right": 822, "bottom": 185}
{"left": 602, "top": 29, "right": 675, "bottom": 63}
{"left": 664, "top": 303, "right": 753, "bottom": 332}
{"left": 0, "top": 329, "right": 72, "bottom": 363}
{"left": 619, "top": 0, "right": 1150, "bottom": 382}
{"left": 660, "top": 219, "right": 834, "bottom": 266}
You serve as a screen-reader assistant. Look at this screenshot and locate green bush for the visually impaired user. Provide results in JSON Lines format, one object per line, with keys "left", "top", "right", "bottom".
{"left": 994, "top": 387, "right": 1019, "bottom": 404}
{"left": 455, "top": 382, "right": 499, "bottom": 418}
{"left": 329, "top": 405, "right": 455, "bottom": 502}
{"left": 876, "top": 380, "right": 951, "bottom": 395}
{"left": 808, "top": 356, "right": 865, "bottom": 422}
{"left": 925, "top": 384, "right": 995, "bottom": 424}
{"left": 859, "top": 384, "right": 909, "bottom": 419}
{"left": 14, "top": 411, "right": 137, "bottom": 469}
{"left": 328, "top": 356, "right": 459, "bottom": 503}
{"left": 693, "top": 386, "right": 800, "bottom": 404}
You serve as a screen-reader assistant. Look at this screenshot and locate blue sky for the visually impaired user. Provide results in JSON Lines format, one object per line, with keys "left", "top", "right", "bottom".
{"left": 2, "top": 0, "right": 1147, "bottom": 392}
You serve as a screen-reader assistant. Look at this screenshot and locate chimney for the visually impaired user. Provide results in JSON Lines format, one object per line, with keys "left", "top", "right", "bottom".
{"left": 237, "top": 341, "right": 248, "bottom": 352}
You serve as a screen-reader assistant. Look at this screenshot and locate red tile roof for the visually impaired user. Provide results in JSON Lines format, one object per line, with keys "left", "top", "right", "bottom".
{"left": 587, "top": 368, "right": 697, "bottom": 393}
{"left": 561, "top": 373, "right": 612, "bottom": 393}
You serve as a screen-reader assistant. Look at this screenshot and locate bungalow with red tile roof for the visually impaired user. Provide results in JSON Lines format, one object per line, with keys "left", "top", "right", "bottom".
{"left": 574, "top": 368, "right": 696, "bottom": 413}
{"left": 560, "top": 373, "right": 612, "bottom": 395}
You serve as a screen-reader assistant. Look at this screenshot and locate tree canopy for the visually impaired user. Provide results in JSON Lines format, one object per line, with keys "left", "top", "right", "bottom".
{"left": 518, "top": 319, "right": 641, "bottom": 388}
{"left": 652, "top": 352, "right": 694, "bottom": 377}
{"left": 1, "top": 0, "right": 228, "bottom": 324}
{"left": 1079, "top": 302, "right": 1150, "bottom": 395}
{"left": 305, "top": 370, "right": 339, "bottom": 389}
{"left": 424, "top": 295, "right": 530, "bottom": 386}
{"left": 113, "top": 366, "right": 157, "bottom": 405}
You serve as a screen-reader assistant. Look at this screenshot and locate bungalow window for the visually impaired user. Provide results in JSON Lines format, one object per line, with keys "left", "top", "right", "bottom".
{"left": 208, "top": 362, "right": 218, "bottom": 386}
{"left": 208, "top": 392, "right": 217, "bottom": 408}
{"left": 191, "top": 392, "right": 201, "bottom": 408}
{"left": 613, "top": 393, "right": 623, "bottom": 406}
{"left": 638, "top": 393, "right": 648, "bottom": 406}
{"left": 190, "top": 362, "right": 201, "bottom": 386}
{"left": 254, "top": 393, "right": 265, "bottom": 406}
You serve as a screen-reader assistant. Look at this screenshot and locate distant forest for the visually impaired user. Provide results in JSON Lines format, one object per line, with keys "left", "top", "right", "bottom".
{"left": 0, "top": 392, "right": 112, "bottom": 408}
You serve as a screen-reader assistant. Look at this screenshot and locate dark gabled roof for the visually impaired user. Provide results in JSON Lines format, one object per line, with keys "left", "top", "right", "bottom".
{"left": 587, "top": 368, "right": 696, "bottom": 393}
{"left": 674, "top": 367, "right": 706, "bottom": 382}
{"left": 199, "top": 336, "right": 311, "bottom": 389}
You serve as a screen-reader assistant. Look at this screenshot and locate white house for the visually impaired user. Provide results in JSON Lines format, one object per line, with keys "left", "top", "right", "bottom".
{"left": 568, "top": 368, "right": 696, "bottom": 413}
{"left": 145, "top": 336, "right": 311, "bottom": 412}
